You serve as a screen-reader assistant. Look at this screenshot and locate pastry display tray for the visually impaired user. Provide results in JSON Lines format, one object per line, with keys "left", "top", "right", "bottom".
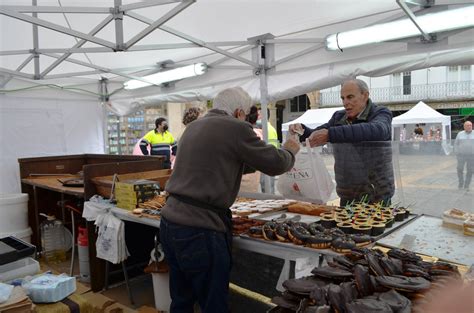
{"left": 249, "top": 211, "right": 321, "bottom": 224}
{"left": 376, "top": 215, "right": 474, "bottom": 266}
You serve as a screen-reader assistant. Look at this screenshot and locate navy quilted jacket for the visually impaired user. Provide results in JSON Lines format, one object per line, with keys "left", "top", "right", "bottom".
{"left": 300, "top": 100, "right": 395, "bottom": 204}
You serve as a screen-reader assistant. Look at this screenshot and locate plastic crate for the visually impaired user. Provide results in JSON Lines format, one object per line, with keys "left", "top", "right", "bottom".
{"left": 0, "top": 236, "right": 36, "bottom": 265}
{"left": 0, "top": 257, "right": 40, "bottom": 282}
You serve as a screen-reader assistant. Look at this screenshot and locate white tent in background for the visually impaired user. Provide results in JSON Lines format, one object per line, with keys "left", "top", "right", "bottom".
{"left": 391, "top": 101, "right": 451, "bottom": 140}
{"left": 282, "top": 107, "right": 343, "bottom": 132}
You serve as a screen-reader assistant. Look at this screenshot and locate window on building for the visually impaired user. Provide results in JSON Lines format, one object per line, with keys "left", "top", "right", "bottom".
{"left": 460, "top": 65, "right": 471, "bottom": 82}
{"left": 392, "top": 73, "right": 401, "bottom": 96}
{"left": 403, "top": 71, "right": 411, "bottom": 95}
{"left": 290, "top": 94, "right": 310, "bottom": 112}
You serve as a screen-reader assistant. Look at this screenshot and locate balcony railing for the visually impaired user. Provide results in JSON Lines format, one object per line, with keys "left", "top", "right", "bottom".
{"left": 320, "top": 80, "right": 474, "bottom": 106}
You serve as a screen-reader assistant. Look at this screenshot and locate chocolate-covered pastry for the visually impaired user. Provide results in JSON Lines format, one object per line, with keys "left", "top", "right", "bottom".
{"left": 332, "top": 255, "right": 355, "bottom": 270}
{"left": 282, "top": 276, "right": 329, "bottom": 295}
{"left": 305, "top": 234, "right": 333, "bottom": 249}
{"left": 271, "top": 296, "right": 298, "bottom": 310}
{"left": 346, "top": 298, "right": 394, "bottom": 313}
{"left": 376, "top": 275, "right": 431, "bottom": 292}
{"left": 347, "top": 247, "right": 371, "bottom": 261}
{"left": 379, "top": 257, "right": 403, "bottom": 276}
{"left": 308, "top": 222, "right": 325, "bottom": 235}
{"left": 248, "top": 226, "right": 263, "bottom": 238}
{"left": 331, "top": 237, "right": 357, "bottom": 253}
{"left": 288, "top": 224, "right": 311, "bottom": 245}
{"left": 354, "top": 264, "right": 374, "bottom": 297}
{"left": 350, "top": 234, "right": 373, "bottom": 247}
{"left": 275, "top": 223, "right": 290, "bottom": 242}
{"left": 311, "top": 266, "right": 353, "bottom": 280}
{"left": 309, "top": 286, "right": 328, "bottom": 306}
{"left": 378, "top": 290, "right": 411, "bottom": 313}
{"left": 327, "top": 284, "right": 347, "bottom": 313}
{"left": 366, "top": 252, "right": 387, "bottom": 276}
{"left": 387, "top": 248, "right": 422, "bottom": 263}
{"left": 281, "top": 290, "right": 301, "bottom": 302}
{"left": 262, "top": 222, "right": 277, "bottom": 241}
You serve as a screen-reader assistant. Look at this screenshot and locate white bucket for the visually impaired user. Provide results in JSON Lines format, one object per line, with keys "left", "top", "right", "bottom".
{"left": 152, "top": 272, "right": 171, "bottom": 312}
{"left": 0, "top": 227, "right": 33, "bottom": 243}
{"left": 0, "top": 193, "right": 29, "bottom": 234}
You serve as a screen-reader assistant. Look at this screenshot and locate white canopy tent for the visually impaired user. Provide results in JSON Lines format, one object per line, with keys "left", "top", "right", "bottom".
{"left": 392, "top": 101, "right": 451, "bottom": 140}
{"left": 1, "top": 0, "right": 473, "bottom": 193}
{"left": 282, "top": 107, "right": 343, "bottom": 132}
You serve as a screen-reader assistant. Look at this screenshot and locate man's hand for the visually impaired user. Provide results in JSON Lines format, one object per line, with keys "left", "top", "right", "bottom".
{"left": 308, "top": 129, "right": 329, "bottom": 147}
{"left": 282, "top": 136, "right": 300, "bottom": 156}
{"left": 289, "top": 123, "right": 304, "bottom": 136}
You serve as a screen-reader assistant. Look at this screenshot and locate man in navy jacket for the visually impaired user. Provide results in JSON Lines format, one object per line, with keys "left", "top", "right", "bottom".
{"left": 290, "top": 79, "right": 394, "bottom": 206}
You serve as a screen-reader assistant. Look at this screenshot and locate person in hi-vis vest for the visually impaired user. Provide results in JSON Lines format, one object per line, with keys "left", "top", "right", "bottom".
{"left": 257, "top": 108, "right": 280, "bottom": 194}
{"left": 140, "top": 117, "right": 177, "bottom": 169}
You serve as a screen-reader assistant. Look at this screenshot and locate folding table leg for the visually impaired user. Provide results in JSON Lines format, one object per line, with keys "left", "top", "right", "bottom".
{"left": 122, "top": 260, "right": 134, "bottom": 305}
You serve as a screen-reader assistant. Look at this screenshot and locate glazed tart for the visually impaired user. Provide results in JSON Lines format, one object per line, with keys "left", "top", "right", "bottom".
{"left": 404, "top": 208, "right": 412, "bottom": 218}
{"left": 353, "top": 224, "right": 372, "bottom": 235}
{"left": 385, "top": 218, "right": 394, "bottom": 228}
{"left": 305, "top": 234, "right": 333, "bottom": 249}
{"left": 371, "top": 216, "right": 386, "bottom": 224}
{"left": 371, "top": 222, "right": 386, "bottom": 236}
{"left": 395, "top": 210, "right": 406, "bottom": 222}
{"left": 320, "top": 216, "right": 337, "bottom": 229}
{"left": 354, "top": 218, "right": 369, "bottom": 225}
{"left": 337, "top": 222, "right": 353, "bottom": 234}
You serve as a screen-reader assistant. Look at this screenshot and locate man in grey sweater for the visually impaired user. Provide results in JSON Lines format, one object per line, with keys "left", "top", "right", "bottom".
{"left": 160, "top": 87, "right": 300, "bottom": 313}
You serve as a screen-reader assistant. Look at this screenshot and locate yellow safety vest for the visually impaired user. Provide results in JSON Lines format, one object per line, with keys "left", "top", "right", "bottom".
{"left": 267, "top": 123, "right": 279, "bottom": 148}
{"left": 140, "top": 130, "right": 177, "bottom": 167}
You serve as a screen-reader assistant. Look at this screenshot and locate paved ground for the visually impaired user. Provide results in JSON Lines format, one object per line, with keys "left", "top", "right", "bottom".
{"left": 320, "top": 151, "right": 473, "bottom": 216}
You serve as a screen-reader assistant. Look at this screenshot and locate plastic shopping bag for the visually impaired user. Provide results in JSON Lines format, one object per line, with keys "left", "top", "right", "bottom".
{"left": 277, "top": 139, "right": 334, "bottom": 203}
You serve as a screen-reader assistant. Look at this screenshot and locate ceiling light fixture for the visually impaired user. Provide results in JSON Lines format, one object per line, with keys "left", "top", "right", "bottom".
{"left": 326, "top": 6, "right": 474, "bottom": 51}
{"left": 124, "top": 63, "right": 207, "bottom": 90}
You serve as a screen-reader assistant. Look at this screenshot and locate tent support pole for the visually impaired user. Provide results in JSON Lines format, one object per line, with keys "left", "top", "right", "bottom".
{"left": 32, "top": 0, "right": 40, "bottom": 80}
{"left": 40, "top": 15, "right": 114, "bottom": 77}
{"left": 258, "top": 39, "right": 271, "bottom": 194}
{"left": 396, "top": 0, "right": 432, "bottom": 41}
{"left": 114, "top": 0, "right": 125, "bottom": 51}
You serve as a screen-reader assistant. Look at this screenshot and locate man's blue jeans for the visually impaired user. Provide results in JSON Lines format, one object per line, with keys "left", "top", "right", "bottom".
{"left": 159, "top": 217, "right": 231, "bottom": 313}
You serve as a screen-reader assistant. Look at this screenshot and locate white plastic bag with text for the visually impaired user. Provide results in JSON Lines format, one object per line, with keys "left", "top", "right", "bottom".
{"left": 277, "top": 139, "right": 334, "bottom": 203}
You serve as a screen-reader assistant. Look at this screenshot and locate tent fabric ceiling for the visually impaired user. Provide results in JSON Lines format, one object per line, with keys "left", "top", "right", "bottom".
{"left": 1, "top": 0, "right": 473, "bottom": 115}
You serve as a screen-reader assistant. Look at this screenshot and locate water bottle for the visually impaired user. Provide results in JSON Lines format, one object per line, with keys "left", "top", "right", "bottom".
{"left": 40, "top": 214, "right": 67, "bottom": 263}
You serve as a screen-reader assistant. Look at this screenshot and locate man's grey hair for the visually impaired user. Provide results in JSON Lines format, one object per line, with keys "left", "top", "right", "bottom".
{"left": 213, "top": 87, "right": 252, "bottom": 116}
{"left": 342, "top": 78, "right": 369, "bottom": 94}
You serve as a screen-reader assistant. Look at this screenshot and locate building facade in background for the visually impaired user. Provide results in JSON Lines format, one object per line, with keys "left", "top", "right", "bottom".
{"left": 279, "top": 65, "right": 474, "bottom": 139}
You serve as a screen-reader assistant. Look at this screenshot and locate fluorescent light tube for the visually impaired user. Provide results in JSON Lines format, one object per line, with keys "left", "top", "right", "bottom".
{"left": 124, "top": 63, "right": 207, "bottom": 90}
{"left": 326, "top": 6, "right": 474, "bottom": 50}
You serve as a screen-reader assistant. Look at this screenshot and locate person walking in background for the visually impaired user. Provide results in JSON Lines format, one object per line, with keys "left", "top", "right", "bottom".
{"left": 140, "top": 117, "right": 177, "bottom": 169}
{"left": 258, "top": 108, "right": 280, "bottom": 194}
{"left": 289, "top": 78, "right": 394, "bottom": 206}
{"left": 455, "top": 120, "right": 474, "bottom": 191}
{"left": 414, "top": 124, "right": 424, "bottom": 136}
{"left": 182, "top": 107, "right": 203, "bottom": 126}
{"left": 160, "top": 87, "right": 299, "bottom": 313}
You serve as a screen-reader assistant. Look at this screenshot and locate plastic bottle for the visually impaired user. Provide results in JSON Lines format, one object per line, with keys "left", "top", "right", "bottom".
{"left": 39, "top": 214, "right": 67, "bottom": 263}
{"left": 77, "top": 226, "right": 90, "bottom": 282}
